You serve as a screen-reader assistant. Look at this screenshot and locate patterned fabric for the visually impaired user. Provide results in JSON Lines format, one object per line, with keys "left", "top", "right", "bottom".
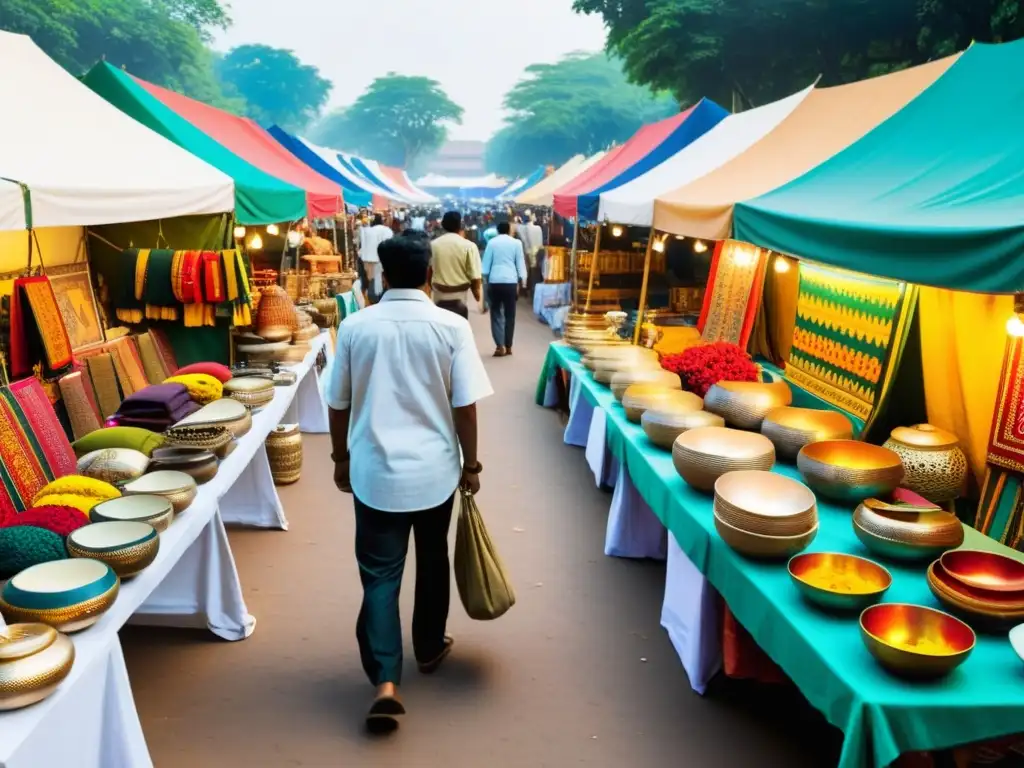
{"left": 222, "top": 249, "right": 252, "bottom": 327}
{"left": 106, "top": 338, "right": 148, "bottom": 396}
{"left": 147, "top": 327, "right": 179, "bottom": 377}
{"left": 974, "top": 468, "right": 1024, "bottom": 550}
{"left": 987, "top": 337, "right": 1024, "bottom": 473}
{"left": 201, "top": 251, "right": 225, "bottom": 303}
{"left": 58, "top": 371, "right": 102, "bottom": 440}
{"left": 697, "top": 240, "right": 768, "bottom": 350}
{"left": 135, "top": 332, "right": 168, "bottom": 384}
{"left": 785, "top": 262, "right": 916, "bottom": 426}
{"left": 144, "top": 249, "right": 178, "bottom": 321}
{"left": 9, "top": 276, "right": 75, "bottom": 379}
{"left": 115, "top": 248, "right": 144, "bottom": 324}
{"left": 86, "top": 353, "right": 122, "bottom": 419}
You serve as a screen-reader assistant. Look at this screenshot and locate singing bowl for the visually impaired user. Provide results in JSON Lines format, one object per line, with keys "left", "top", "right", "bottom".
{"left": 622, "top": 387, "right": 702, "bottom": 424}
{"left": 76, "top": 448, "right": 149, "bottom": 485}
{"left": 642, "top": 408, "right": 723, "bottom": 450}
{"left": 611, "top": 369, "right": 681, "bottom": 400}
{"left": 148, "top": 447, "right": 219, "bottom": 485}
{"left": 939, "top": 550, "right": 1024, "bottom": 593}
{"left": 927, "top": 560, "right": 1024, "bottom": 613}
{"left": 122, "top": 471, "right": 198, "bottom": 514}
{"left": 761, "top": 407, "right": 854, "bottom": 461}
{"left": 175, "top": 398, "right": 252, "bottom": 438}
{"left": 593, "top": 358, "right": 660, "bottom": 385}
{"left": 859, "top": 603, "right": 974, "bottom": 679}
{"left": 714, "top": 513, "right": 817, "bottom": 559}
{"left": 714, "top": 471, "right": 817, "bottom": 537}
{"left": 672, "top": 427, "right": 775, "bottom": 492}
{"left": 67, "top": 522, "right": 159, "bottom": 579}
{"left": 703, "top": 380, "right": 793, "bottom": 430}
{"left": 0, "top": 624, "right": 75, "bottom": 710}
{"left": 788, "top": 552, "right": 891, "bottom": 611}
{"left": 90, "top": 494, "right": 174, "bottom": 533}
{"left": 0, "top": 559, "right": 119, "bottom": 633}
{"left": 852, "top": 503, "right": 964, "bottom": 562}
{"left": 797, "top": 440, "right": 904, "bottom": 503}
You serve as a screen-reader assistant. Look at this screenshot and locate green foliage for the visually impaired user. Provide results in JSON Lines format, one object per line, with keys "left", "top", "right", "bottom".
{"left": 573, "top": 0, "right": 1024, "bottom": 107}
{"left": 216, "top": 44, "right": 332, "bottom": 131}
{"left": 309, "top": 74, "right": 463, "bottom": 168}
{"left": 484, "top": 52, "right": 678, "bottom": 179}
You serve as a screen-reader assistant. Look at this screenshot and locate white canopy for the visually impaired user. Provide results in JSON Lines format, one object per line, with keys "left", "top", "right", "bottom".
{"left": 597, "top": 85, "right": 814, "bottom": 227}
{"left": 361, "top": 158, "right": 436, "bottom": 204}
{"left": 0, "top": 180, "right": 24, "bottom": 232}
{"left": 400, "top": 171, "right": 437, "bottom": 204}
{"left": 0, "top": 31, "right": 234, "bottom": 232}
{"left": 517, "top": 152, "right": 604, "bottom": 207}
{"left": 295, "top": 138, "right": 407, "bottom": 204}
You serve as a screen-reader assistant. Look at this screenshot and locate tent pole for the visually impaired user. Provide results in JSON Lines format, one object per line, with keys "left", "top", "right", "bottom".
{"left": 633, "top": 227, "right": 657, "bottom": 346}
{"left": 568, "top": 219, "right": 580, "bottom": 310}
{"left": 584, "top": 222, "right": 603, "bottom": 312}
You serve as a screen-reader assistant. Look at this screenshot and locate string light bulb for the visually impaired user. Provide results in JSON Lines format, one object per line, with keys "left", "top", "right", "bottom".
{"left": 287, "top": 230, "right": 303, "bottom": 249}
{"left": 674, "top": 235, "right": 686, "bottom": 240}
{"left": 774, "top": 257, "right": 792, "bottom": 274}
{"left": 692, "top": 239, "right": 708, "bottom": 253}
{"left": 611, "top": 225, "right": 623, "bottom": 238}
{"left": 732, "top": 245, "right": 756, "bottom": 267}
{"left": 1008, "top": 294, "right": 1024, "bottom": 336}
{"left": 266, "top": 223, "right": 280, "bottom": 236}
{"left": 248, "top": 233, "right": 263, "bottom": 250}
{"left": 652, "top": 238, "right": 666, "bottom": 253}
{"left": 233, "top": 226, "right": 246, "bottom": 239}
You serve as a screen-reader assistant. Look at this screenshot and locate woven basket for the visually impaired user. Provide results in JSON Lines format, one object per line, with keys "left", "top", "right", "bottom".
{"left": 266, "top": 424, "right": 302, "bottom": 485}
{"left": 255, "top": 285, "right": 297, "bottom": 342}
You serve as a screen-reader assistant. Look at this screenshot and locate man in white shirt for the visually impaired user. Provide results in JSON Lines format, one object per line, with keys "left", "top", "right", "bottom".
{"left": 518, "top": 211, "right": 545, "bottom": 291}
{"left": 327, "top": 232, "right": 493, "bottom": 732}
{"left": 358, "top": 213, "right": 393, "bottom": 303}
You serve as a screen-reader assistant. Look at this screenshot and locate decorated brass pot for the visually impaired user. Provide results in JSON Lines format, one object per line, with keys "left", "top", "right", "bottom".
{"left": 123, "top": 470, "right": 198, "bottom": 514}
{"left": 761, "top": 407, "right": 854, "bottom": 461}
{"left": 642, "top": 408, "right": 723, "bottom": 450}
{"left": 90, "top": 494, "right": 175, "bottom": 533}
{"left": 76, "top": 448, "right": 149, "bottom": 485}
{"left": 852, "top": 501, "right": 964, "bottom": 561}
{"left": 224, "top": 377, "right": 275, "bottom": 410}
{"left": 0, "top": 623, "right": 75, "bottom": 710}
{"left": 788, "top": 552, "right": 891, "bottom": 612}
{"left": 797, "top": 440, "right": 904, "bottom": 503}
{"left": 672, "top": 427, "right": 775, "bottom": 492}
{"left": 149, "top": 447, "right": 219, "bottom": 485}
{"left": 714, "top": 513, "right": 817, "bottom": 559}
{"left": 703, "top": 380, "right": 793, "bottom": 430}
{"left": 622, "top": 387, "right": 701, "bottom": 424}
{"left": 611, "top": 369, "right": 681, "bottom": 400}
{"left": 883, "top": 424, "right": 968, "bottom": 503}
{"left": 859, "top": 603, "right": 974, "bottom": 679}
{"left": 67, "top": 521, "right": 159, "bottom": 579}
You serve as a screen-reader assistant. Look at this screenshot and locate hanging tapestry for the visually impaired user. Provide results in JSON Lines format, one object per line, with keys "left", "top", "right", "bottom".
{"left": 973, "top": 468, "right": 1024, "bottom": 549}
{"left": 696, "top": 240, "right": 767, "bottom": 350}
{"left": 785, "top": 263, "right": 916, "bottom": 425}
{"left": 9, "top": 276, "right": 74, "bottom": 379}
{"left": 222, "top": 249, "right": 252, "bottom": 327}
{"left": 143, "top": 249, "right": 178, "bottom": 321}
{"left": 987, "top": 336, "right": 1024, "bottom": 473}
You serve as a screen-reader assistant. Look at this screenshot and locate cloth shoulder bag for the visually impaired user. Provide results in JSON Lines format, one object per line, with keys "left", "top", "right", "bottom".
{"left": 454, "top": 489, "right": 516, "bottom": 620}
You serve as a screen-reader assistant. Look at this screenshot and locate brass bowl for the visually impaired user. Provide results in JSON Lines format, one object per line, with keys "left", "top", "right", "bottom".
{"left": 622, "top": 387, "right": 702, "bottom": 424}
{"left": 672, "top": 427, "right": 775, "bottom": 492}
{"left": 224, "top": 377, "right": 275, "bottom": 410}
{"left": 164, "top": 424, "right": 234, "bottom": 458}
{"left": 788, "top": 552, "right": 891, "bottom": 611}
{"left": 927, "top": 560, "right": 1024, "bottom": 613}
{"left": 0, "top": 560, "right": 120, "bottom": 633}
{"left": 149, "top": 447, "right": 219, "bottom": 485}
{"left": 582, "top": 347, "right": 658, "bottom": 371}
{"left": 90, "top": 494, "right": 174, "bottom": 533}
{"left": 939, "top": 550, "right": 1024, "bottom": 593}
{"left": 611, "top": 369, "right": 681, "bottom": 400}
{"left": 67, "top": 521, "right": 160, "bottom": 579}
{"left": 593, "top": 358, "right": 660, "bottom": 385}
{"left": 642, "top": 408, "right": 723, "bottom": 450}
{"left": 859, "top": 603, "right": 974, "bottom": 679}
{"left": 761, "top": 407, "right": 854, "bottom": 461}
{"left": 703, "top": 380, "right": 793, "bottom": 430}
{"left": 883, "top": 424, "right": 968, "bottom": 503}
{"left": 852, "top": 503, "right": 964, "bottom": 561}
{"left": 0, "top": 624, "right": 75, "bottom": 710}
{"left": 714, "top": 513, "right": 817, "bottom": 559}
{"left": 123, "top": 470, "right": 198, "bottom": 514}
{"left": 714, "top": 470, "right": 817, "bottom": 537}
{"left": 797, "top": 440, "right": 904, "bottom": 503}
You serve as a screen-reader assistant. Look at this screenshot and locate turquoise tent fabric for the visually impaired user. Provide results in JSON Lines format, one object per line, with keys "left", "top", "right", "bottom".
{"left": 734, "top": 41, "right": 1024, "bottom": 294}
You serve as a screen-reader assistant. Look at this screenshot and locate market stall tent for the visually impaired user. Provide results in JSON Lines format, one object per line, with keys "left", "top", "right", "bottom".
{"left": 499, "top": 166, "right": 547, "bottom": 200}
{"left": 598, "top": 85, "right": 814, "bottom": 227}
{"left": 734, "top": 41, "right": 1024, "bottom": 294}
{"left": 399, "top": 171, "right": 436, "bottom": 203}
{"left": 337, "top": 153, "right": 410, "bottom": 204}
{"left": 516, "top": 152, "right": 604, "bottom": 207}
{"left": 1, "top": 34, "right": 233, "bottom": 231}
{"left": 266, "top": 126, "right": 372, "bottom": 209}
{"left": 84, "top": 63, "right": 304, "bottom": 225}
{"left": 653, "top": 57, "right": 956, "bottom": 239}
{"left": 415, "top": 174, "right": 508, "bottom": 200}
{"left": 375, "top": 163, "right": 437, "bottom": 204}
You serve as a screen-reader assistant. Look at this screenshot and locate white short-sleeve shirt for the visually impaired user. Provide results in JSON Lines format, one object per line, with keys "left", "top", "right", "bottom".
{"left": 326, "top": 289, "right": 493, "bottom": 512}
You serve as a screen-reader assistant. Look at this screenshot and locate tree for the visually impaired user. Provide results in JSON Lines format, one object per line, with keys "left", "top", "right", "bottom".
{"left": 309, "top": 74, "right": 463, "bottom": 168}
{"left": 216, "top": 44, "right": 332, "bottom": 131}
{"left": 484, "top": 52, "right": 678, "bottom": 178}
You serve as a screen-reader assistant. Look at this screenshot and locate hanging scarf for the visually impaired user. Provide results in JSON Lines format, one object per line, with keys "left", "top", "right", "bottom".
{"left": 115, "top": 249, "right": 144, "bottom": 324}
{"left": 143, "top": 249, "right": 178, "bottom": 321}
{"left": 222, "top": 249, "right": 252, "bottom": 327}
{"left": 201, "top": 251, "right": 225, "bottom": 303}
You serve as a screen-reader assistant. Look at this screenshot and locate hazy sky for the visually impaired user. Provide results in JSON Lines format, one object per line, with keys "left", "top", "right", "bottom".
{"left": 216, "top": 0, "right": 608, "bottom": 140}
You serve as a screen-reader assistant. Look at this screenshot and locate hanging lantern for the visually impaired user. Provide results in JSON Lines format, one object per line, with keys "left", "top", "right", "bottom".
{"left": 286, "top": 230, "right": 303, "bottom": 249}
{"left": 774, "top": 256, "right": 792, "bottom": 274}
{"left": 233, "top": 226, "right": 246, "bottom": 239}
{"left": 248, "top": 233, "right": 263, "bottom": 250}
{"left": 692, "top": 239, "right": 708, "bottom": 253}
{"left": 611, "top": 225, "right": 623, "bottom": 238}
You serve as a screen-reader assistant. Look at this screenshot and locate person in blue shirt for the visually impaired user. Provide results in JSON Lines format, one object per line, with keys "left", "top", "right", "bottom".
{"left": 481, "top": 221, "right": 527, "bottom": 357}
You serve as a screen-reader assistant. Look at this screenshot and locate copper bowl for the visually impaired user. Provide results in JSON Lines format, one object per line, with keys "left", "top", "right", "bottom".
{"left": 927, "top": 560, "right": 1024, "bottom": 614}
{"left": 939, "top": 550, "right": 1024, "bottom": 593}
{"left": 788, "top": 552, "right": 891, "bottom": 611}
{"left": 622, "top": 387, "right": 702, "bottom": 424}
{"left": 714, "top": 513, "right": 817, "bottom": 559}
{"left": 642, "top": 408, "right": 722, "bottom": 450}
{"left": 703, "top": 380, "right": 793, "bottom": 430}
{"left": 797, "top": 440, "right": 904, "bottom": 503}
{"left": 761, "top": 407, "right": 854, "bottom": 461}
{"left": 672, "top": 427, "right": 775, "bottom": 492}
{"left": 714, "top": 471, "right": 817, "bottom": 537}
{"left": 611, "top": 369, "right": 681, "bottom": 400}
{"left": 859, "top": 603, "right": 974, "bottom": 679}
{"left": 853, "top": 503, "right": 964, "bottom": 561}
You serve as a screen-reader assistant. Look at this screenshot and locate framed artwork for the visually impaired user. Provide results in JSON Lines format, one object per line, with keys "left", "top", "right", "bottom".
{"left": 45, "top": 263, "right": 104, "bottom": 352}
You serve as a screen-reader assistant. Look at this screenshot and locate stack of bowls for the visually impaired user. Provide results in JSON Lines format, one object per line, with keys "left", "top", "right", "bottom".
{"left": 703, "top": 381, "right": 793, "bottom": 430}
{"left": 672, "top": 427, "right": 775, "bottom": 492}
{"left": 713, "top": 471, "right": 818, "bottom": 558}
{"left": 761, "top": 407, "right": 854, "bottom": 460}
{"left": 642, "top": 407, "right": 723, "bottom": 450}
{"left": 853, "top": 499, "right": 964, "bottom": 561}
{"left": 927, "top": 550, "right": 1024, "bottom": 628}
{"left": 859, "top": 603, "right": 975, "bottom": 679}
{"left": 621, "top": 387, "right": 702, "bottom": 424}
{"left": 797, "top": 440, "right": 904, "bottom": 503}
{"left": 610, "top": 369, "right": 681, "bottom": 400}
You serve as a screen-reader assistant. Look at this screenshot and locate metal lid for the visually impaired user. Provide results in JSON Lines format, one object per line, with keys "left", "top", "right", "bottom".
{"left": 889, "top": 424, "right": 959, "bottom": 449}
{"left": 0, "top": 623, "right": 57, "bottom": 661}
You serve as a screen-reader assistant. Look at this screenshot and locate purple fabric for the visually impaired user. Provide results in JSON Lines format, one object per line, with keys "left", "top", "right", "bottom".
{"left": 115, "top": 384, "right": 198, "bottom": 432}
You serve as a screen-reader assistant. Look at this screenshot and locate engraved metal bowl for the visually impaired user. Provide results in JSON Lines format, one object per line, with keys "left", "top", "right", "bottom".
{"left": 90, "top": 494, "right": 174, "bottom": 533}
{"left": 714, "top": 470, "right": 817, "bottom": 537}
{"left": 927, "top": 559, "right": 1024, "bottom": 614}
{"left": 714, "top": 513, "right": 817, "bottom": 559}
{"left": 0, "top": 559, "right": 120, "bottom": 633}
{"left": 788, "top": 552, "right": 891, "bottom": 611}
{"left": 939, "top": 550, "right": 1024, "bottom": 593}
{"left": 611, "top": 369, "right": 681, "bottom": 400}
{"left": 672, "top": 427, "right": 775, "bottom": 492}
{"left": 797, "top": 440, "right": 904, "bottom": 503}
{"left": 148, "top": 447, "right": 219, "bottom": 485}
{"left": 122, "top": 470, "right": 198, "bottom": 514}
{"left": 859, "top": 603, "right": 974, "bottom": 679}
{"left": 622, "top": 387, "right": 702, "bottom": 424}
{"left": 703, "top": 380, "right": 793, "bottom": 430}
{"left": 175, "top": 398, "right": 252, "bottom": 438}
{"left": 642, "top": 408, "right": 723, "bottom": 450}
{"left": 761, "top": 407, "right": 854, "bottom": 461}
{"left": 0, "top": 623, "right": 75, "bottom": 710}
{"left": 852, "top": 502, "right": 964, "bottom": 561}
{"left": 67, "top": 521, "right": 159, "bottom": 579}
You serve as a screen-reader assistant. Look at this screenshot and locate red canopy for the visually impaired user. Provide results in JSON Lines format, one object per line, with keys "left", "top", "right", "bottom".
{"left": 133, "top": 77, "right": 344, "bottom": 219}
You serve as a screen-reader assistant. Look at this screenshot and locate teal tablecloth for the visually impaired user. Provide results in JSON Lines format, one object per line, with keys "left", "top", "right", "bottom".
{"left": 539, "top": 342, "right": 1024, "bottom": 768}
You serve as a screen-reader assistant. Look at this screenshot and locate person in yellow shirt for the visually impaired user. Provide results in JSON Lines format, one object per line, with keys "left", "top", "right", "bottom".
{"left": 429, "top": 211, "right": 482, "bottom": 319}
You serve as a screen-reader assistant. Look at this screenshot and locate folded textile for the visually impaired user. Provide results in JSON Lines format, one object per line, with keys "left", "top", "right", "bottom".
{"left": 135, "top": 332, "right": 169, "bottom": 384}
{"left": 144, "top": 249, "right": 178, "bottom": 321}
{"left": 118, "top": 383, "right": 192, "bottom": 414}
{"left": 87, "top": 353, "right": 122, "bottom": 419}
{"left": 58, "top": 371, "right": 102, "bottom": 440}
{"left": 223, "top": 249, "right": 253, "bottom": 327}
{"left": 201, "top": 251, "right": 225, "bottom": 303}
{"left": 10, "top": 276, "right": 75, "bottom": 379}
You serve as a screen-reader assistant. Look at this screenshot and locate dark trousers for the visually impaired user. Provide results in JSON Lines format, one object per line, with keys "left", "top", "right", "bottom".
{"left": 488, "top": 283, "right": 518, "bottom": 349}
{"left": 354, "top": 493, "right": 455, "bottom": 685}
{"left": 436, "top": 299, "right": 468, "bottom": 319}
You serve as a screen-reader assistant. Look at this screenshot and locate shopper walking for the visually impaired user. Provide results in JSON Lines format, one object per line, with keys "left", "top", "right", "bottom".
{"left": 429, "top": 211, "right": 482, "bottom": 318}
{"left": 327, "top": 233, "right": 492, "bottom": 733}
{"left": 359, "top": 213, "right": 393, "bottom": 304}
{"left": 481, "top": 221, "right": 527, "bottom": 357}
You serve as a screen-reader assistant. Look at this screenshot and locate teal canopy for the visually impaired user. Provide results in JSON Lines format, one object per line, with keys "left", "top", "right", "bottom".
{"left": 734, "top": 41, "right": 1024, "bottom": 294}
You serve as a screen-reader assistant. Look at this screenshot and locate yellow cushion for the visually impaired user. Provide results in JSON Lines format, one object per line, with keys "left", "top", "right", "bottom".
{"left": 163, "top": 374, "right": 224, "bottom": 405}
{"left": 31, "top": 476, "right": 121, "bottom": 507}
{"left": 33, "top": 493, "right": 106, "bottom": 516}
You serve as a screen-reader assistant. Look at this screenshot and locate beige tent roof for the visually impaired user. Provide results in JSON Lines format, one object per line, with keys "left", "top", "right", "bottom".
{"left": 517, "top": 151, "right": 606, "bottom": 206}
{"left": 652, "top": 56, "right": 958, "bottom": 239}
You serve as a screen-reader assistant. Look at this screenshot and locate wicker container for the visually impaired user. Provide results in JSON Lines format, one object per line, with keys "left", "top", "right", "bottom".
{"left": 255, "top": 285, "right": 297, "bottom": 342}
{"left": 266, "top": 424, "right": 302, "bottom": 485}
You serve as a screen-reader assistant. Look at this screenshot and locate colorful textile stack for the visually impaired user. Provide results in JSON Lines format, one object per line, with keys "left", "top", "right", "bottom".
{"left": 697, "top": 240, "right": 769, "bottom": 350}
{"left": 163, "top": 373, "right": 223, "bottom": 404}
{"left": 9, "top": 276, "right": 75, "bottom": 379}
{"left": 785, "top": 262, "right": 916, "bottom": 428}
{"left": 58, "top": 371, "right": 102, "bottom": 440}
{"left": 113, "top": 382, "right": 199, "bottom": 431}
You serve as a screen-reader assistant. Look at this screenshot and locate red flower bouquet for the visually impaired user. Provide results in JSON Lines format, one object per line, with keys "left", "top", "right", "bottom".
{"left": 661, "top": 342, "right": 758, "bottom": 397}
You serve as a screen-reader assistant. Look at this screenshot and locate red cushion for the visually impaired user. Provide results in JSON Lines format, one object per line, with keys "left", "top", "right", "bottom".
{"left": 5, "top": 505, "right": 89, "bottom": 537}
{"left": 173, "top": 362, "right": 232, "bottom": 383}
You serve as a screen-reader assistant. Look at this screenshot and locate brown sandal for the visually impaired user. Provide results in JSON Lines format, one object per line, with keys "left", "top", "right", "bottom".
{"left": 418, "top": 635, "right": 454, "bottom": 674}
